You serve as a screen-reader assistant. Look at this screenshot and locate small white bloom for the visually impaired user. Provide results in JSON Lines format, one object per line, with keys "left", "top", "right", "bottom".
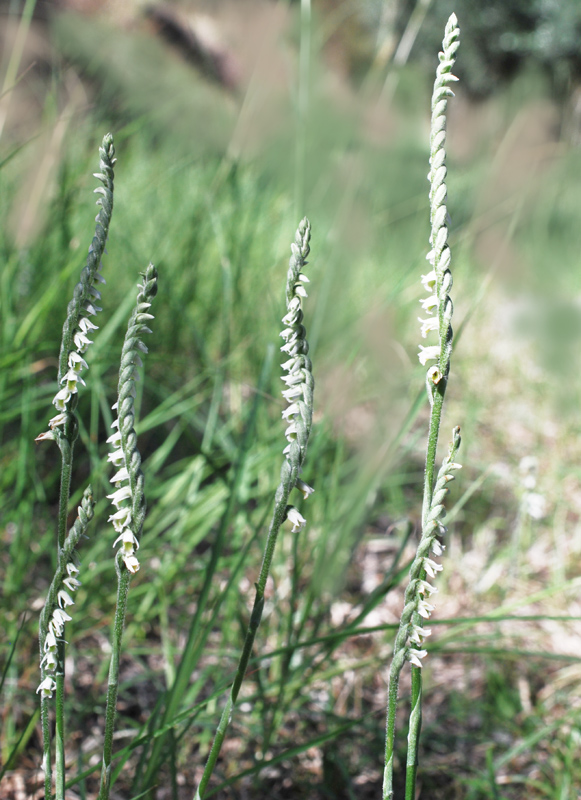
{"left": 110, "top": 467, "right": 130, "bottom": 485}
{"left": 48, "top": 618, "right": 64, "bottom": 638}
{"left": 423, "top": 558, "right": 443, "bottom": 578}
{"left": 296, "top": 478, "right": 314, "bottom": 500}
{"left": 280, "top": 327, "right": 296, "bottom": 341}
{"left": 78, "top": 316, "right": 99, "bottom": 333}
{"left": 68, "top": 352, "right": 88, "bottom": 372}
{"left": 57, "top": 590, "right": 75, "bottom": 609}
{"left": 282, "top": 403, "right": 300, "bottom": 421}
{"left": 114, "top": 530, "right": 140, "bottom": 552}
{"left": 37, "top": 677, "right": 57, "bottom": 697}
{"left": 53, "top": 387, "right": 72, "bottom": 411}
{"left": 41, "top": 650, "right": 58, "bottom": 670}
{"left": 431, "top": 539, "right": 445, "bottom": 556}
{"left": 44, "top": 629, "right": 58, "bottom": 652}
{"left": 52, "top": 608, "right": 72, "bottom": 627}
{"left": 63, "top": 575, "right": 81, "bottom": 592}
{"left": 294, "top": 284, "right": 308, "bottom": 298}
{"left": 417, "top": 598, "right": 435, "bottom": 619}
{"left": 418, "top": 316, "right": 439, "bottom": 338}
{"left": 297, "top": 273, "right": 310, "bottom": 283}
{"left": 123, "top": 554, "right": 140, "bottom": 573}
{"left": 107, "top": 485, "right": 132, "bottom": 507}
{"left": 48, "top": 413, "right": 68, "bottom": 429}
{"left": 280, "top": 340, "right": 300, "bottom": 355}
{"left": 419, "top": 294, "right": 438, "bottom": 313}
{"left": 408, "top": 648, "right": 428, "bottom": 668}
{"left": 287, "top": 507, "right": 306, "bottom": 532}
{"left": 282, "top": 386, "right": 303, "bottom": 401}
{"left": 281, "top": 357, "right": 299, "bottom": 372}
{"left": 417, "top": 579, "right": 437, "bottom": 596}
{"left": 421, "top": 270, "right": 437, "bottom": 291}
{"left": 62, "top": 369, "right": 86, "bottom": 392}
{"left": 409, "top": 624, "right": 431, "bottom": 645}
{"left": 284, "top": 423, "right": 298, "bottom": 442}
{"left": 108, "top": 507, "right": 132, "bottom": 531}
{"left": 418, "top": 345, "right": 440, "bottom": 365}
{"left": 108, "top": 449, "right": 125, "bottom": 467}
{"left": 281, "top": 372, "right": 303, "bottom": 387}
{"left": 106, "top": 430, "right": 122, "bottom": 447}
{"left": 35, "top": 430, "right": 56, "bottom": 442}
{"left": 73, "top": 330, "right": 93, "bottom": 352}
{"left": 66, "top": 562, "right": 80, "bottom": 577}
{"left": 427, "top": 365, "right": 442, "bottom": 384}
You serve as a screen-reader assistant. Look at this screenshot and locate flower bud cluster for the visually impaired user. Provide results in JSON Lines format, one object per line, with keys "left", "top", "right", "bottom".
{"left": 36, "top": 134, "right": 116, "bottom": 442}
{"left": 107, "top": 265, "right": 157, "bottom": 573}
{"left": 417, "top": 15, "right": 459, "bottom": 391}
{"left": 279, "top": 218, "right": 315, "bottom": 530}
{"left": 406, "top": 426, "right": 461, "bottom": 668}
{"left": 37, "top": 561, "right": 81, "bottom": 698}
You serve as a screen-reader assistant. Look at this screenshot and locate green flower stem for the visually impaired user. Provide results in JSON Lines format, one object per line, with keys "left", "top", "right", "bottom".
{"left": 405, "top": 667, "right": 422, "bottom": 800}
{"left": 41, "top": 693, "right": 51, "bottom": 800}
{"left": 38, "top": 487, "right": 95, "bottom": 800}
{"left": 39, "top": 133, "right": 115, "bottom": 798}
{"left": 193, "top": 219, "right": 314, "bottom": 799}
{"left": 98, "top": 566, "right": 130, "bottom": 800}
{"left": 383, "top": 15, "right": 459, "bottom": 799}
{"left": 98, "top": 265, "right": 158, "bottom": 800}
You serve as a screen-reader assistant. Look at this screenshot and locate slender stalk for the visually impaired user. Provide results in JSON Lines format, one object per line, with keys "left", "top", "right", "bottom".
{"left": 193, "top": 219, "right": 315, "bottom": 799}
{"left": 383, "top": 15, "right": 460, "bottom": 800}
{"left": 99, "top": 567, "right": 131, "bottom": 798}
{"left": 98, "top": 264, "right": 158, "bottom": 800}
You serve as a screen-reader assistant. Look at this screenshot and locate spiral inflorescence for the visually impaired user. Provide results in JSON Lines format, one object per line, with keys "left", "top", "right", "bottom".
{"left": 279, "top": 217, "right": 315, "bottom": 528}
{"left": 418, "top": 15, "right": 459, "bottom": 397}
{"left": 107, "top": 264, "right": 158, "bottom": 573}
{"left": 37, "top": 134, "right": 116, "bottom": 443}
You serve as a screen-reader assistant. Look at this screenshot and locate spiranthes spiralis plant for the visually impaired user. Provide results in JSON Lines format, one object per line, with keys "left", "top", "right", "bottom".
{"left": 383, "top": 14, "right": 461, "bottom": 800}
{"left": 98, "top": 263, "right": 158, "bottom": 800}
{"left": 35, "top": 132, "right": 115, "bottom": 800}
{"left": 193, "top": 218, "right": 315, "bottom": 800}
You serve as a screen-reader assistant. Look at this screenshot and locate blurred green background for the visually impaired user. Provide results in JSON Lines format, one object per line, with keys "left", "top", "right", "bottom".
{"left": 2, "top": 1, "right": 581, "bottom": 798}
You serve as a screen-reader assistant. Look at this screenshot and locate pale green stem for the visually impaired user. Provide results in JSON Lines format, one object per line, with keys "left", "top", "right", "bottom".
{"left": 98, "top": 566, "right": 131, "bottom": 800}
{"left": 383, "top": 14, "right": 459, "bottom": 798}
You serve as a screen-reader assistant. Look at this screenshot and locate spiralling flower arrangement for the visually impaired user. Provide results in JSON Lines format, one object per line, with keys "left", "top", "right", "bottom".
{"left": 106, "top": 264, "right": 158, "bottom": 574}
{"left": 383, "top": 14, "right": 462, "bottom": 800}
{"left": 36, "top": 135, "right": 115, "bottom": 443}
{"left": 279, "top": 218, "right": 315, "bottom": 524}
{"left": 37, "top": 488, "right": 95, "bottom": 701}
